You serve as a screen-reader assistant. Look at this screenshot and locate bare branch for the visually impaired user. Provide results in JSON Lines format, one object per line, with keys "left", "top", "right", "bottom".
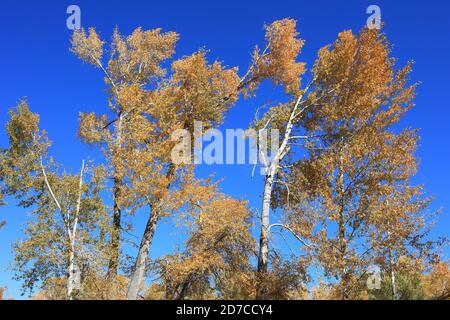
{"left": 268, "top": 223, "right": 312, "bottom": 248}
{"left": 40, "top": 157, "right": 62, "bottom": 211}
{"left": 40, "top": 157, "right": 72, "bottom": 241}
{"left": 289, "top": 135, "right": 310, "bottom": 140}
{"left": 71, "top": 160, "right": 85, "bottom": 245}
{"left": 274, "top": 179, "right": 291, "bottom": 208}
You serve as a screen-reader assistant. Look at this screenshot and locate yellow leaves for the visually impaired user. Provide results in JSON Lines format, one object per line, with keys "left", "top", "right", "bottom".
{"left": 253, "top": 19, "right": 306, "bottom": 94}
{"left": 422, "top": 262, "right": 450, "bottom": 299}
{"left": 70, "top": 28, "right": 104, "bottom": 66}
{"left": 310, "top": 28, "right": 406, "bottom": 133}
{"left": 32, "top": 274, "right": 129, "bottom": 300}
{"left": 145, "top": 283, "right": 166, "bottom": 300}
{"left": 273, "top": 27, "right": 428, "bottom": 299}
{"left": 157, "top": 186, "right": 254, "bottom": 299}
{"left": 7, "top": 99, "right": 42, "bottom": 153}
{"left": 78, "top": 112, "right": 110, "bottom": 145}
{"left": 63, "top": 20, "right": 440, "bottom": 301}
{"left": 169, "top": 50, "right": 240, "bottom": 130}
{"left": 2, "top": 100, "right": 51, "bottom": 201}
{"left": 108, "top": 27, "right": 179, "bottom": 84}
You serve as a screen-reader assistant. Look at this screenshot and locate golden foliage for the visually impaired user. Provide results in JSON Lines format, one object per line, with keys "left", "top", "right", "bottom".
{"left": 0, "top": 18, "right": 445, "bottom": 301}
{"left": 107, "top": 27, "right": 178, "bottom": 84}
{"left": 71, "top": 28, "right": 104, "bottom": 65}
{"left": 157, "top": 187, "right": 255, "bottom": 300}
{"left": 252, "top": 19, "right": 306, "bottom": 94}
{"left": 269, "top": 27, "right": 436, "bottom": 300}
{"left": 422, "top": 262, "right": 450, "bottom": 300}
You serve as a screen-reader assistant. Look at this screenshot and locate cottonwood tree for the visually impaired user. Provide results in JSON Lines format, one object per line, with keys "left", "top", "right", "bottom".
{"left": 70, "top": 21, "right": 294, "bottom": 299}
{"left": 273, "top": 28, "right": 441, "bottom": 299}
{"left": 2, "top": 101, "right": 108, "bottom": 299}
{"left": 153, "top": 181, "right": 255, "bottom": 300}
{"left": 244, "top": 21, "right": 442, "bottom": 300}
{"left": 71, "top": 28, "right": 239, "bottom": 298}
{"left": 71, "top": 27, "right": 171, "bottom": 277}
{"left": 242, "top": 19, "right": 318, "bottom": 298}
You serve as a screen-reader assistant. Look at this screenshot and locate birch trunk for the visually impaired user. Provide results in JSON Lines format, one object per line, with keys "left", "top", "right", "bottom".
{"left": 67, "top": 245, "right": 75, "bottom": 300}
{"left": 255, "top": 89, "right": 308, "bottom": 298}
{"left": 389, "top": 248, "right": 397, "bottom": 300}
{"left": 126, "top": 209, "right": 159, "bottom": 300}
{"left": 256, "top": 172, "right": 274, "bottom": 298}
{"left": 41, "top": 159, "right": 84, "bottom": 300}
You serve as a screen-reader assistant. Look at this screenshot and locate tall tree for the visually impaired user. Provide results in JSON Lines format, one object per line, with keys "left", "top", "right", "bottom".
{"left": 71, "top": 28, "right": 242, "bottom": 298}
{"left": 71, "top": 27, "right": 179, "bottom": 277}
{"left": 70, "top": 21, "right": 293, "bottom": 299}
{"left": 2, "top": 100, "right": 108, "bottom": 299}
{"left": 244, "top": 19, "right": 316, "bottom": 298}
{"left": 275, "top": 28, "right": 438, "bottom": 299}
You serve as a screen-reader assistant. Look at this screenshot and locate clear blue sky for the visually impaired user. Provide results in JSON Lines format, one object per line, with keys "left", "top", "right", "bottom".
{"left": 0, "top": 0, "right": 449, "bottom": 299}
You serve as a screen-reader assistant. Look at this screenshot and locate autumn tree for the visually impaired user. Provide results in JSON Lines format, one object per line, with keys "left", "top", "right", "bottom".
{"left": 2, "top": 100, "right": 109, "bottom": 299}
{"left": 422, "top": 261, "right": 450, "bottom": 300}
{"left": 240, "top": 18, "right": 446, "bottom": 300}
{"left": 154, "top": 181, "right": 255, "bottom": 300}
{"left": 71, "top": 28, "right": 180, "bottom": 279}
{"left": 243, "top": 19, "right": 317, "bottom": 298}
{"left": 270, "top": 28, "right": 441, "bottom": 299}
{"left": 70, "top": 20, "right": 296, "bottom": 299}
{"left": 71, "top": 28, "right": 236, "bottom": 298}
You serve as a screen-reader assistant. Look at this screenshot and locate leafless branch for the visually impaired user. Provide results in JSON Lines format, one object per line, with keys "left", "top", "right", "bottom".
{"left": 268, "top": 223, "right": 313, "bottom": 248}
{"left": 71, "top": 160, "right": 85, "bottom": 245}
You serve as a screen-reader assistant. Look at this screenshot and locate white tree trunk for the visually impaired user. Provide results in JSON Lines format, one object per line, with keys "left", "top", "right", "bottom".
{"left": 41, "top": 159, "right": 84, "bottom": 300}
{"left": 255, "top": 89, "right": 307, "bottom": 297}
{"left": 127, "top": 209, "right": 159, "bottom": 300}
{"left": 257, "top": 171, "right": 275, "bottom": 273}
{"left": 67, "top": 245, "right": 75, "bottom": 300}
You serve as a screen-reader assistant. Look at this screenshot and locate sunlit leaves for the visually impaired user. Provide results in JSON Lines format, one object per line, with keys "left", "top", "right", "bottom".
{"left": 71, "top": 28, "right": 104, "bottom": 66}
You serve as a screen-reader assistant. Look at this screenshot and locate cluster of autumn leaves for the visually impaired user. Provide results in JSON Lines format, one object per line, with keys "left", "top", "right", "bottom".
{"left": 0, "top": 19, "right": 448, "bottom": 300}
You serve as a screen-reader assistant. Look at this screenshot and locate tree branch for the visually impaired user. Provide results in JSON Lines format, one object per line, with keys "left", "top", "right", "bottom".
{"left": 71, "top": 160, "right": 85, "bottom": 246}
{"left": 268, "top": 223, "right": 312, "bottom": 248}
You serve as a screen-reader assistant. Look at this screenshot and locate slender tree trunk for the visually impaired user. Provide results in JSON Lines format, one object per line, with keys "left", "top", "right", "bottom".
{"left": 67, "top": 245, "right": 75, "bottom": 300}
{"left": 338, "top": 146, "right": 348, "bottom": 300}
{"left": 108, "top": 176, "right": 122, "bottom": 277}
{"left": 338, "top": 206, "right": 348, "bottom": 299}
{"left": 255, "top": 90, "right": 307, "bottom": 299}
{"left": 127, "top": 208, "right": 159, "bottom": 300}
{"left": 41, "top": 159, "right": 84, "bottom": 300}
{"left": 256, "top": 172, "right": 274, "bottom": 299}
{"left": 389, "top": 248, "right": 397, "bottom": 300}
{"left": 108, "top": 116, "right": 123, "bottom": 278}
{"left": 391, "top": 268, "right": 397, "bottom": 300}
{"left": 126, "top": 164, "right": 176, "bottom": 300}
